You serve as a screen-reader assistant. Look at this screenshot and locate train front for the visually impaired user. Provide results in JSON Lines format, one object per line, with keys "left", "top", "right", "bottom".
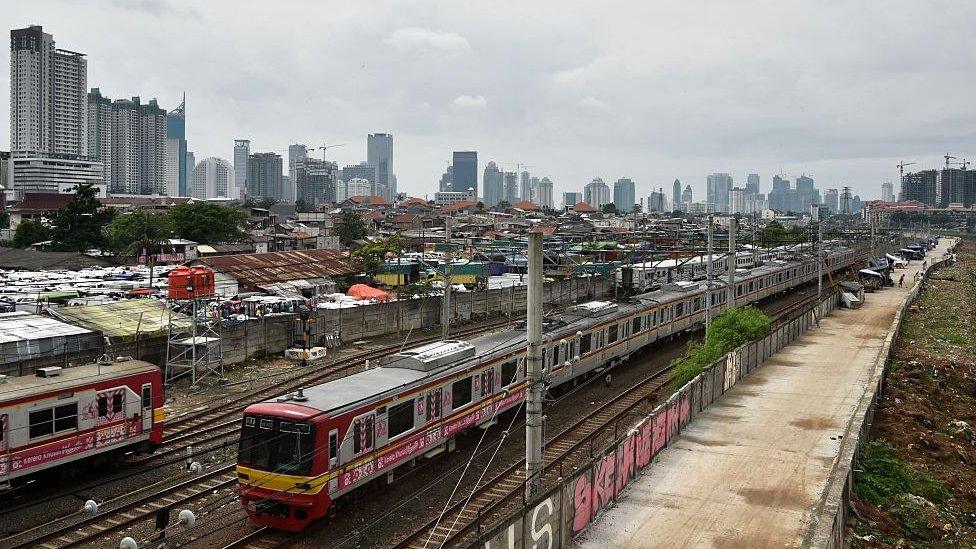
{"left": 236, "top": 402, "right": 331, "bottom": 531}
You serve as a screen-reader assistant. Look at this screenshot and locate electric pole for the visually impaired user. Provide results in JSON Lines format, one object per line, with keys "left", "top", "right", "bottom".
{"left": 727, "top": 217, "right": 736, "bottom": 308}
{"left": 525, "top": 231, "right": 544, "bottom": 500}
{"left": 705, "top": 214, "right": 714, "bottom": 334}
{"left": 816, "top": 207, "right": 823, "bottom": 299}
{"left": 441, "top": 217, "right": 452, "bottom": 340}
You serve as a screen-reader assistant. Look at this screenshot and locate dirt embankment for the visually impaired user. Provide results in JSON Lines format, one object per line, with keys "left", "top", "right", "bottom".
{"left": 848, "top": 239, "right": 976, "bottom": 548}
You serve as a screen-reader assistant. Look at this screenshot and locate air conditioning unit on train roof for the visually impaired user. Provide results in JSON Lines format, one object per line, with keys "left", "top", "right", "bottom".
{"left": 660, "top": 281, "right": 701, "bottom": 292}
{"left": 566, "top": 301, "right": 618, "bottom": 317}
{"left": 380, "top": 340, "right": 477, "bottom": 372}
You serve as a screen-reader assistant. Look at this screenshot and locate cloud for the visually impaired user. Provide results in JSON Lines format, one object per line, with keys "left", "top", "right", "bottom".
{"left": 578, "top": 96, "right": 609, "bottom": 111}
{"left": 451, "top": 95, "right": 488, "bottom": 110}
{"left": 385, "top": 27, "right": 471, "bottom": 53}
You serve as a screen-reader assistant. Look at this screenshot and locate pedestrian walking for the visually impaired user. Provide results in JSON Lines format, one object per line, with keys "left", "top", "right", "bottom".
{"left": 899, "top": 274, "right": 905, "bottom": 287}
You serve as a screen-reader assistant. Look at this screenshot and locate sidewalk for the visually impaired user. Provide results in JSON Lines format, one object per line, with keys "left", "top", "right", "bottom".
{"left": 575, "top": 240, "right": 954, "bottom": 548}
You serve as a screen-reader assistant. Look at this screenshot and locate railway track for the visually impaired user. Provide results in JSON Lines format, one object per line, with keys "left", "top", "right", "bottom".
{"left": 222, "top": 527, "right": 293, "bottom": 549}
{"left": 2, "top": 465, "right": 237, "bottom": 549}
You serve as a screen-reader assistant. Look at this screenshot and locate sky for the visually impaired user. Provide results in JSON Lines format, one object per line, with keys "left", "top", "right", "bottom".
{"left": 5, "top": 0, "right": 976, "bottom": 202}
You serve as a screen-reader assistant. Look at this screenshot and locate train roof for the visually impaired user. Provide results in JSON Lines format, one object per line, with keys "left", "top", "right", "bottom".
{"left": 0, "top": 359, "right": 158, "bottom": 403}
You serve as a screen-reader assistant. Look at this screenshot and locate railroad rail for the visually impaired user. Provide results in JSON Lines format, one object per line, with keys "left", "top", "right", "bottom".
{"left": 2, "top": 466, "right": 237, "bottom": 549}
{"left": 389, "top": 285, "right": 838, "bottom": 548}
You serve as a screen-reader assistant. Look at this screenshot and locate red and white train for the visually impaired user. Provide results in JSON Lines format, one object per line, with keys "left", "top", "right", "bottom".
{"left": 0, "top": 359, "right": 163, "bottom": 486}
{"left": 237, "top": 244, "right": 865, "bottom": 531}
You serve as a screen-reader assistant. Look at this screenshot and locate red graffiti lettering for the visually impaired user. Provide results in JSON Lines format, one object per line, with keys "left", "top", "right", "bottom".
{"left": 636, "top": 420, "right": 653, "bottom": 468}
{"left": 615, "top": 437, "right": 635, "bottom": 493}
{"left": 571, "top": 474, "right": 592, "bottom": 533}
{"left": 667, "top": 400, "right": 680, "bottom": 438}
{"left": 651, "top": 412, "right": 668, "bottom": 456}
{"left": 679, "top": 393, "right": 692, "bottom": 425}
{"left": 592, "top": 454, "right": 616, "bottom": 512}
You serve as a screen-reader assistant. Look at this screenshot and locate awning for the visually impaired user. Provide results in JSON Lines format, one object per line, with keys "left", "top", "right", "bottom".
{"left": 858, "top": 269, "right": 884, "bottom": 279}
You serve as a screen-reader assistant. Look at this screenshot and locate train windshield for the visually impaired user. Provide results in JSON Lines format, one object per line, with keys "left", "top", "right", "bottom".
{"left": 238, "top": 415, "right": 316, "bottom": 476}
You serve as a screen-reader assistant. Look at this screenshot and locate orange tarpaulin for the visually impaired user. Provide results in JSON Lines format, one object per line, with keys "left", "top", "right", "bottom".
{"left": 347, "top": 284, "right": 391, "bottom": 301}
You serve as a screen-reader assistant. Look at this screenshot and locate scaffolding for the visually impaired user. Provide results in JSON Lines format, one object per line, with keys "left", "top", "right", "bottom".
{"left": 165, "top": 297, "right": 223, "bottom": 387}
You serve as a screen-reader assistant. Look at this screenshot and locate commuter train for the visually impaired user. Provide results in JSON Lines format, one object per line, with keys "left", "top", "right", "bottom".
{"left": 0, "top": 359, "right": 164, "bottom": 487}
{"left": 236, "top": 244, "right": 865, "bottom": 531}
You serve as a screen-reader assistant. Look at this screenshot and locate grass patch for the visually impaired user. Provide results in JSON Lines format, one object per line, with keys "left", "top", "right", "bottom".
{"left": 854, "top": 439, "right": 950, "bottom": 507}
{"left": 669, "top": 306, "right": 771, "bottom": 390}
{"left": 933, "top": 331, "right": 968, "bottom": 345}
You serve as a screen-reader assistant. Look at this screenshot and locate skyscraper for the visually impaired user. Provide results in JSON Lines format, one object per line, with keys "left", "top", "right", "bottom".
{"left": 562, "top": 191, "right": 583, "bottom": 208}
{"left": 234, "top": 139, "right": 250, "bottom": 196}
{"left": 881, "top": 181, "right": 895, "bottom": 203}
{"left": 681, "top": 185, "right": 693, "bottom": 207}
{"left": 247, "top": 152, "right": 283, "bottom": 199}
{"left": 534, "top": 177, "right": 554, "bottom": 209}
{"left": 452, "top": 151, "right": 478, "bottom": 195}
{"left": 10, "top": 26, "right": 88, "bottom": 157}
{"left": 482, "top": 161, "right": 503, "bottom": 207}
{"left": 285, "top": 144, "right": 308, "bottom": 203}
{"left": 296, "top": 157, "right": 338, "bottom": 205}
{"left": 584, "top": 177, "right": 611, "bottom": 208}
{"left": 613, "top": 178, "right": 636, "bottom": 212}
{"left": 164, "top": 94, "right": 187, "bottom": 196}
{"left": 191, "top": 157, "right": 236, "bottom": 199}
{"left": 706, "top": 173, "right": 733, "bottom": 212}
{"left": 768, "top": 175, "right": 791, "bottom": 211}
{"left": 87, "top": 89, "right": 167, "bottom": 195}
{"left": 824, "top": 188, "right": 839, "bottom": 213}
{"left": 367, "top": 133, "right": 394, "bottom": 197}
{"left": 746, "top": 174, "right": 760, "bottom": 195}
{"left": 503, "top": 172, "right": 518, "bottom": 203}
{"left": 672, "top": 179, "right": 681, "bottom": 212}
{"left": 519, "top": 171, "right": 532, "bottom": 201}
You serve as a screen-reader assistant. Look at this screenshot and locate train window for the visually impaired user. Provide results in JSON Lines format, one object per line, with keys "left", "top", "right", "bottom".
{"left": 652, "top": 310, "right": 658, "bottom": 326}
{"left": 580, "top": 333, "right": 592, "bottom": 355}
{"left": 608, "top": 324, "right": 618, "bottom": 344}
{"left": 352, "top": 415, "right": 375, "bottom": 455}
{"left": 676, "top": 303, "right": 684, "bottom": 317}
{"left": 329, "top": 430, "right": 339, "bottom": 467}
{"left": 112, "top": 393, "right": 123, "bottom": 414}
{"left": 452, "top": 377, "right": 472, "bottom": 409}
{"left": 55, "top": 403, "right": 78, "bottom": 432}
{"left": 480, "top": 367, "right": 495, "bottom": 397}
{"left": 97, "top": 395, "right": 108, "bottom": 417}
{"left": 426, "top": 389, "right": 443, "bottom": 421}
{"left": 29, "top": 408, "right": 54, "bottom": 438}
{"left": 501, "top": 361, "right": 518, "bottom": 386}
{"left": 388, "top": 400, "right": 415, "bottom": 439}
{"left": 238, "top": 416, "right": 315, "bottom": 475}
{"left": 632, "top": 316, "right": 642, "bottom": 333}
{"left": 141, "top": 385, "right": 151, "bottom": 410}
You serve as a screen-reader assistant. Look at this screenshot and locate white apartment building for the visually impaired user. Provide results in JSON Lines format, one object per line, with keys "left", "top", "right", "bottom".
{"left": 191, "top": 157, "right": 237, "bottom": 199}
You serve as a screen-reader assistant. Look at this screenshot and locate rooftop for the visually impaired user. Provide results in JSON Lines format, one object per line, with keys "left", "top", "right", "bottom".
{"left": 195, "top": 249, "right": 357, "bottom": 289}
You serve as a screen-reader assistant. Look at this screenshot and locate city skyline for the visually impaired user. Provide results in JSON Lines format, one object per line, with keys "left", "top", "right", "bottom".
{"left": 4, "top": 2, "right": 976, "bottom": 202}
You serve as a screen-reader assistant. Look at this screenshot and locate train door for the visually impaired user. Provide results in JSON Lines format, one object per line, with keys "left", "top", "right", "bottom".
{"left": 328, "top": 428, "right": 339, "bottom": 493}
{"left": 141, "top": 383, "right": 152, "bottom": 433}
{"left": 425, "top": 388, "right": 443, "bottom": 424}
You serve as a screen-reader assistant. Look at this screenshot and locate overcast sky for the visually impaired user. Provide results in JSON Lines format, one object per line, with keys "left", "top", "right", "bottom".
{"left": 6, "top": 0, "right": 976, "bottom": 202}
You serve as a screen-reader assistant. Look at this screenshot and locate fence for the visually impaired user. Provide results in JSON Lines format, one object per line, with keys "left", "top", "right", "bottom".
{"left": 803, "top": 242, "right": 958, "bottom": 548}
{"left": 474, "top": 289, "right": 842, "bottom": 548}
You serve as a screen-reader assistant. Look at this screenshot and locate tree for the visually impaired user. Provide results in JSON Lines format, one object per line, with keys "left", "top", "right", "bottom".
{"left": 106, "top": 209, "right": 174, "bottom": 289}
{"left": 50, "top": 183, "right": 115, "bottom": 252}
{"left": 12, "top": 219, "right": 52, "bottom": 248}
{"left": 601, "top": 203, "right": 619, "bottom": 214}
{"left": 631, "top": 204, "right": 643, "bottom": 214}
{"left": 337, "top": 211, "right": 369, "bottom": 247}
{"left": 670, "top": 306, "right": 771, "bottom": 389}
{"left": 295, "top": 199, "right": 315, "bottom": 213}
{"left": 169, "top": 202, "right": 246, "bottom": 243}
{"left": 476, "top": 201, "right": 486, "bottom": 212}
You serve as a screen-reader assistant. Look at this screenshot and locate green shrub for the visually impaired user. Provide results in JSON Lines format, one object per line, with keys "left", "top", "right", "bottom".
{"left": 854, "top": 439, "right": 950, "bottom": 507}
{"left": 669, "top": 306, "right": 771, "bottom": 389}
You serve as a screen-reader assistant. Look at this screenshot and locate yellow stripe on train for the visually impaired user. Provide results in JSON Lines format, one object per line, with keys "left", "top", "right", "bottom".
{"left": 236, "top": 465, "right": 332, "bottom": 495}
{"left": 153, "top": 408, "right": 165, "bottom": 424}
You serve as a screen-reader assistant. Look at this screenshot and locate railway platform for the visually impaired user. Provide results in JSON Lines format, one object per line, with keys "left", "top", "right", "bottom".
{"left": 575, "top": 238, "right": 956, "bottom": 548}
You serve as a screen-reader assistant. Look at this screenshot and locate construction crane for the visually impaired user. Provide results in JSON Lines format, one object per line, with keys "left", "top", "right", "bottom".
{"left": 945, "top": 153, "right": 957, "bottom": 171}
{"left": 896, "top": 161, "right": 916, "bottom": 192}
{"left": 319, "top": 143, "right": 347, "bottom": 159}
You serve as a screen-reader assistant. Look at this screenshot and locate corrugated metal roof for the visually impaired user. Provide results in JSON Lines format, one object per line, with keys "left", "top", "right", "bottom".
{"left": 0, "top": 311, "right": 92, "bottom": 343}
{"left": 196, "top": 249, "right": 357, "bottom": 289}
{"left": 53, "top": 299, "right": 190, "bottom": 341}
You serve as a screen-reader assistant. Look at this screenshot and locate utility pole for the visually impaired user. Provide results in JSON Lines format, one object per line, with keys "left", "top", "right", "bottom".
{"left": 525, "top": 231, "right": 544, "bottom": 500}
{"left": 441, "top": 216, "right": 452, "bottom": 340}
{"left": 816, "top": 206, "right": 823, "bottom": 298}
{"left": 727, "top": 217, "right": 736, "bottom": 308}
{"left": 705, "top": 214, "right": 714, "bottom": 334}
